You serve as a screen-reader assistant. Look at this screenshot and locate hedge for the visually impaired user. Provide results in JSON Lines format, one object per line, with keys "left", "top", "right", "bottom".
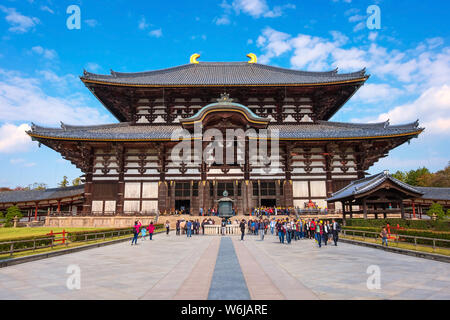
{"left": 344, "top": 218, "right": 450, "bottom": 231}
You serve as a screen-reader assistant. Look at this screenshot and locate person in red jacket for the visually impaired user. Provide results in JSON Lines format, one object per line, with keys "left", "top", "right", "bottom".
{"left": 147, "top": 221, "right": 155, "bottom": 240}
{"left": 131, "top": 220, "right": 142, "bottom": 245}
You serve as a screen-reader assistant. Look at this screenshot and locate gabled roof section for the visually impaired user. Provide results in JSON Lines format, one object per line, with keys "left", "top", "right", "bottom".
{"left": 80, "top": 62, "right": 368, "bottom": 87}
{"left": 0, "top": 185, "right": 84, "bottom": 204}
{"left": 327, "top": 171, "right": 424, "bottom": 202}
{"left": 27, "top": 119, "right": 423, "bottom": 141}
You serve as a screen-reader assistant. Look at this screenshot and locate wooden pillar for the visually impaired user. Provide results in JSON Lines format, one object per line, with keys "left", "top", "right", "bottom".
{"left": 412, "top": 200, "right": 416, "bottom": 218}
{"left": 57, "top": 200, "right": 61, "bottom": 213}
{"left": 400, "top": 201, "right": 405, "bottom": 219}
{"left": 324, "top": 151, "right": 335, "bottom": 210}
{"left": 283, "top": 180, "right": 293, "bottom": 207}
{"left": 363, "top": 198, "right": 367, "bottom": 219}
{"left": 349, "top": 202, "right": 353, "bottom": 219}
{"left": 34, "top": 202, "right": 38, "bottom": 221}
{"left": 158, "top": 181, "right": 168, "bottom": 214}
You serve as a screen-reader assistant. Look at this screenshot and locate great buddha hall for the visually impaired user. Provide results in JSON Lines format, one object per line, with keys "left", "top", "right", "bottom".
{"left": 24, "top": 54, "right": 424, "bottom": 217}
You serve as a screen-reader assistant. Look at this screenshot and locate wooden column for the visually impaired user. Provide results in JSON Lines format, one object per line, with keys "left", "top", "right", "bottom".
{"left": 34, "top": 202, "right": 38, "bottom": 221}
{"left": 158, "top": 181, "right": 168, "bottom": 214}
{"left": 283, "top": 180, "right": 293, "bottom": 207}
{"left": 363, "top": 198, "right": 367, "bottom": 219}
{"left": 324, "top": 151, "right": 335, "bottom": 210}
{"left": 57, "top": 200, "right": 61, "bottom": 213}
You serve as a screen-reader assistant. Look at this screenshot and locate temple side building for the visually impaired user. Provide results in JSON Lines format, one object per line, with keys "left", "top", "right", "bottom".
{"left": 26, "top": 56, "right": 423, "bottom": 216}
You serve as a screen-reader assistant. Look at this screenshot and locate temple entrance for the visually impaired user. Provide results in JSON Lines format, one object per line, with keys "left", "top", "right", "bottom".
{"left": 261, "top": 199, "right": 276, "bottom": 207}
{"left": 175, "top": 200, "right": 190, "bottom": 213}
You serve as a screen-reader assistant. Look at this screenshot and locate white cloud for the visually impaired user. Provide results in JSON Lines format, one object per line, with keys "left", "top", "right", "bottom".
{"left": 372, "top": 85, "right": 450, "bottom": 134}
{"left": 40, "top": 6, "right": 54, "bottom": 14}
{"left": 149, "top": 28, "right": 162, "bottom": 38}
{"left": 10, "top": 158, "right": 36, "bottom": 167}
{"left": 0, "top": 123, "right": 33, "bottom": 153}
{"left": 353, "top": 83, "right": 402, "bottom": 104}
{"left": 31, "top": 46, "right": 57, "bottom": 60}
{"left": 0, "top": 6, "right": 40, "bottom": 33}
{"left": 214, "top": 15, "right": 231, "bottom": 25}
{"left": 232, "top": 0, "right": 295, "bottom": 18}
{"left": 138, "top": 17, "right": 149, "bottom": 30}
{"left": 0, "top": 69, "right": 110, "bottom": 126}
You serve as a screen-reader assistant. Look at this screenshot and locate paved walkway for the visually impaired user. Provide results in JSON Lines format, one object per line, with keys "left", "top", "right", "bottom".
{"left": 0, "top": 232, "right": 449, "bottom": 300}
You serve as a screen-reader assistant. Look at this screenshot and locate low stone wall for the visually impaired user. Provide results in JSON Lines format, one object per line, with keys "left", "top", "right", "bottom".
{"left": 44, "top": 213, "right": 343, "bottom": 229}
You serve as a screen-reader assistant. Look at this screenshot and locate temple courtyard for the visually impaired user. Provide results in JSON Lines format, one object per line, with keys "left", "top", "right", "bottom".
{"left": 0, "top": 233, "right": 449, "bottom": 300}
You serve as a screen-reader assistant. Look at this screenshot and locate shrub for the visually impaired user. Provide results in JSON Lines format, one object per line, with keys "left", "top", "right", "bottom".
{"left": 344, "top": 218, "right": 450, "bottom": 231}
{"left": 4, "top": 206, "right": 23, "bottom": 227}
{"left": 428, "top": 203, "right": 445, "bottom": 220}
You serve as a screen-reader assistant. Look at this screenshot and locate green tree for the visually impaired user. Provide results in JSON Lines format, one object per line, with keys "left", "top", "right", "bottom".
{"left": 58, "top": 176, "right": 69, "bottom": 188}
{"left": 5, "top": 206, "right": 23, "bottom": 227}
{"left": 391, "top": 170, "right": 406, "bottom": 182}
{"left": 427, "top": 203, "right": 445, "bottom": 220}
{"left": 27, "top": 182, "right": 47, "bottom": 190}
{"left": 72, "top": 177, "right": 82, "bottom": 186}
{"left": 405, "top": 167, "right": 430, "bottom": 186}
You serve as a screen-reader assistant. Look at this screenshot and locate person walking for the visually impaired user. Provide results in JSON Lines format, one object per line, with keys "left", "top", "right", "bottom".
{"left": 277, "top": 220, "right": 285, "bottom": 244}
{"left": 221, "top": 218, "right": 226, "bottom": 235}
{"left": 148, "top": 221, "right": 155, "bottom": 240}
{"left": 176, "top": 220, "right": 180, "bottom": 236}
{"left": 332, "top": 219, "right": 340, "bottom": 246}
{"left": 316, "top": 221, "right": 323, "bottom": 248}
{"left": 270, "top": 219, "right": 275, "bottom": 235}
{"left": 165, "top": 220, "right": 170, "bottom": 236}
{"left": 131, "top": 220, "right": 141, "bottom": 245}
{"left": 322, "top": 221, "right": 329, "bottom": 246}
{"left": 380, "top": 227, "right": 388, "bottom": 246}
{"left": 186, "top": 220, "right": 192, "bottom": 237}
{"left": 240, "top": 219, "right": 246, "bottom": 241}
{"left": 141, "top": 225, "right": 147, "bottom": 240}
{"left": 259, "top": 220, "right": 265, "bottom": 241}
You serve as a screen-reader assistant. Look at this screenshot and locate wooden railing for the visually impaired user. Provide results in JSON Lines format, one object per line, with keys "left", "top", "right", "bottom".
{"left": 341, "top": 229, "right": 450, "bottom": 252}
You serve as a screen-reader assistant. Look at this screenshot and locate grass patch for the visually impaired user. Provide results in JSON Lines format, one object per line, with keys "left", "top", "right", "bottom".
{"left": 341, "top": 234, "right": 450, "bottom": 256}
{"left": 0, "top": 227, "right": 113, "bottom": 241}
{"left": 0, "top": 230, "right": 164, "bottom": 261}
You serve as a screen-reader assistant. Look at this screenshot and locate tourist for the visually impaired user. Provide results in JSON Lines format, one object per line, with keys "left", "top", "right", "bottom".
{"left": 286, "top": 220, "right": 292, "bottom": 244}
{"left": 322, "top": 221, "right": 329, "bottom": 246}
{"left": 240, "top": 219, "right": 246, "bottom": 241}
{"left": 201, "top": 219, "right": 206, "bottom": 235}
{"left": 332, "top": 219, "right": 340, "bottom": 246}
{"left": 221, "top": 218, "right": 226, "bottom": 235}
{"left": 259, "top": 220, "right": 265, "bottom": 241}
{"left": 270, "top": 219, "right": 275, "bottom": 235}
{"left": 186, "top": 220, "right": 192, "bottom": 237}
{"left": 141, "top": 224, "right": 147, "bottom": 240}
{"left": 277, "top": 220, "right": 285, "bottom": 244}
{"left": 176, "top": 220, "right": 181, "bottom": 235}
{"left": 380, "top": 227, "right": 388, "bottom": 246}
{"left": 131, "top": 220, "right": 141, "bottom": 245}
{"left": 148, "top": 221, "right": 155, "bottom": 240}
{"left": 316, "top": 221, "right": 323, "bottom": 248}
{"left": 165, "top": 220, "right": 170, "bottom": 235}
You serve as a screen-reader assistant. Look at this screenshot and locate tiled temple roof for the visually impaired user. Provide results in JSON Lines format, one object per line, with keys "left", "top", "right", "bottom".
{"left": 414, "top": 187, "right": 450, "bottom": 201}
{"left": 27, "top": 120, "right": 423, "bottom": 141}
{"left": 0, "top": 185, "right": 84, "bottom": 204}
{"left": 81, "top": 62, "right": 368, "bottom": 86}
{"left": 327, "top": 171, "right": 424, "bottom": 202}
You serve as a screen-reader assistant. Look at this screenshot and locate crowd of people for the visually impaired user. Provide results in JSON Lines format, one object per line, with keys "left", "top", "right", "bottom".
{"left": 159, "top": 204, "right": 329, "bottom": 217}
{"left": 239, "top": 218, "right": 341, "bottom": 247}
{"left": 131, "top": 216, "right": 342, "bottom": 249}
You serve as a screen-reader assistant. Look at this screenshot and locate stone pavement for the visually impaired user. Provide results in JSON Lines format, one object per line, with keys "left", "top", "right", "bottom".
{"left": 0, "top": 232, "right": 449, "bottom": 300}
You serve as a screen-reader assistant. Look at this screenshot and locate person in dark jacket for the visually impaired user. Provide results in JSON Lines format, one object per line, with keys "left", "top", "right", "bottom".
{"left": 332, "top": 219, "right": 340, "bottom": 246}
{"left": 239, "top": 219, "right": 246, "bottom": 241}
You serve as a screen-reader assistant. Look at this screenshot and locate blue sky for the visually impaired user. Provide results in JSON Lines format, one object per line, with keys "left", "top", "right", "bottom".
{"left": 0, "top": 0, "right": 449, "bottom": 188}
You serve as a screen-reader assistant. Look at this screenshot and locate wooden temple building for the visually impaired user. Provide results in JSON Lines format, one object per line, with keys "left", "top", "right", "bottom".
{"left": 26, "top": 54, "right": 424, "bottom": 216}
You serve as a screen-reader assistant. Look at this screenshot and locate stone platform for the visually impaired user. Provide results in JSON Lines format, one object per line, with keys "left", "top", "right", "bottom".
{"left": 0, "top": 232, "right": 449, "bottom": 300}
